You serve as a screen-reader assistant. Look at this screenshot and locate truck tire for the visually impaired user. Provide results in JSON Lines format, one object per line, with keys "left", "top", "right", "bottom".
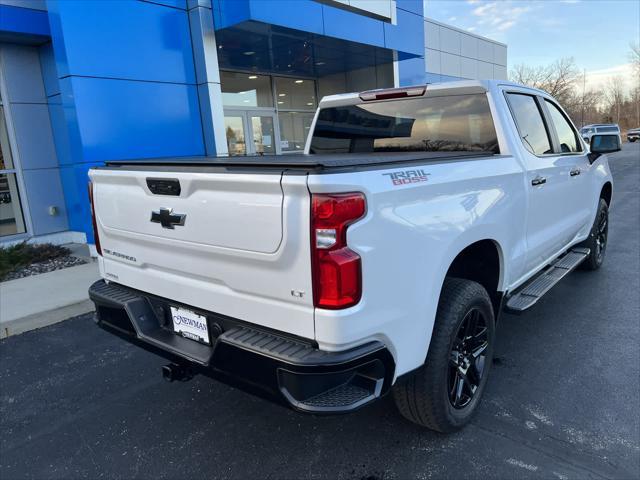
{"left": 393, "top": 278, "right": 495, "bottom": 432}
{"left": 579, "top": 198, "right": 609, "bottom": 271}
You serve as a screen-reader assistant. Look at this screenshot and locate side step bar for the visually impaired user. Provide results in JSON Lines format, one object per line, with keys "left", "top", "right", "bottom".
{"left": 505, "top": 247, "right": 590, "bottom": 313}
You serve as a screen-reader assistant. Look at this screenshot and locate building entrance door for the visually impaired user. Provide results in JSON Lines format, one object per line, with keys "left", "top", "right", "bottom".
{"left": 224, "top": 110, "right": 279, "bottom": 156}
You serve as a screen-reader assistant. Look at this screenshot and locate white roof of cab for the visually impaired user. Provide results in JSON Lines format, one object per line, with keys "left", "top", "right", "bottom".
{"left": 319, "top": 80, "right": 547, "bottom": 108}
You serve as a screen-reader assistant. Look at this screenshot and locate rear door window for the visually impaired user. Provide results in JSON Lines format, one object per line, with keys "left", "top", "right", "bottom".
{"left": 506, "top": 93, "right": 553, "bottom": 155}
{"left": 544, "top": 100, "right": 583, "bottom": 153}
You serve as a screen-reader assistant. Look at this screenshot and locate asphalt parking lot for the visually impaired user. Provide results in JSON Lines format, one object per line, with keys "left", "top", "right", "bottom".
{"left": 1, "top": 143, "right": 639, "bottom": 480}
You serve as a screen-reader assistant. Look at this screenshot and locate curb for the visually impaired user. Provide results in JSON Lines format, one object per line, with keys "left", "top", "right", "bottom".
{"left": 0, "top": 300, "right": 95, "bottom": 340}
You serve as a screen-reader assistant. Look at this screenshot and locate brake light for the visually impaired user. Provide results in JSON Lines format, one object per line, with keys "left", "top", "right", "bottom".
{"left": 88, "top": 180, "right": 102, "bottom": 256}
{"left": 311, "top": 192, "right": 366, "bottom": 309}
{"left": 359, "top": 86, "right": 426, "bottom": 101}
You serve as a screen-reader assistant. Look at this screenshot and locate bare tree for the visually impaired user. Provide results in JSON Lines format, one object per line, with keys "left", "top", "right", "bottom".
{"left": 631, "top": 85, "right": 640, "bottom": 126}
{"left": 604, "top": 76, "right": 626, "bottom": 124}
{"left": 510, "top": 57, "right": 579, "bottom": 105}
{"left": 629, "top": 42, "right": 640, "bottom": 126}
{"left": 630, "top": 41, "right": 640, "bottom": 77}
{"left": 511, "top": 49, "right": 639, "bottom": 132}
{"left": 563, "top": 87, "right": 603, "bottom": 128}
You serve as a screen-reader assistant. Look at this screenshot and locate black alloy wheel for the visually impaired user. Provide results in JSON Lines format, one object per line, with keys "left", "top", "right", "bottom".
{"left": 580, "top": 198, "right": 609, "bottom": 270}
{"left": 448, "top": 308, "right": 489, "bottom": 409}
{"left": 595, "top": 206, "right": 608, "bottom": 264}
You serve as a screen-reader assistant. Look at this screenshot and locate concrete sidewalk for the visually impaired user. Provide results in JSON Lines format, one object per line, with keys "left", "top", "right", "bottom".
{"left": 0, "top": 261, "right": 100, "bottom": 338}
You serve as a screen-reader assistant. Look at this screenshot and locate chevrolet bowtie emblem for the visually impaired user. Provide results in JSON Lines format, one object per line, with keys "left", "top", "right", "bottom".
{"left": 150, "top": 207, "right": 186, "bottom": 229}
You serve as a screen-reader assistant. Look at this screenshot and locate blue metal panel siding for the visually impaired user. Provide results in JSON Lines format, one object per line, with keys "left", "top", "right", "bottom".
{"left": 396, "top": 0, "right": 423, "bottom": 15}
{"left": 212, "top": 0, "right": 251, "bottom": 30}
{"left": 59, "top": 162, "right": 100, "bottom": 237}
{"left": 21, "top": 168, "right": 70, "bottom": 235}
{"left": 383, "top": 8, "right": 423, "bottom": 56}
{"left": 55, "top": 77, "right": 84, "bottom": 167}
{"left": 46, "top": 0, "right": 196, "bottom": 84}
{"left": 0, "top": 4, "right": 50, "bottom": 37}
{"left": 322, "top": 4, "right": 385, "bottom": 45}
{"left": 39, "top": 42, "right": 60, "bottom": 97}
{"left": 140, "top": 0, "right": 187, "bottom": 9}
{"left": 250, "top": 0, "right": 323, "bottom": 35}
{"left": 64, "top": 76, "right": 204, "bottom": 162}
{"left": 47, "top": 95, "right": 73, "bottom": 166}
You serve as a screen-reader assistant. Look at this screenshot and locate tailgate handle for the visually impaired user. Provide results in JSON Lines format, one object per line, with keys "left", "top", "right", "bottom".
{"left": 147, "top": 178, "right": 181, "bottom": 196}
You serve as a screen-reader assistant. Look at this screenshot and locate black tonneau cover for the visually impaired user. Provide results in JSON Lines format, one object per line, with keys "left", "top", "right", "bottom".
{"left": 105, "top": 151, "right": 495, "bottom": 171}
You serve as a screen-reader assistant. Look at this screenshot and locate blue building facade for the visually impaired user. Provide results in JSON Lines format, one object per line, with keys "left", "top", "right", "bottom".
{"left": 0, "top": 0, "right": 506, "bottom": 249}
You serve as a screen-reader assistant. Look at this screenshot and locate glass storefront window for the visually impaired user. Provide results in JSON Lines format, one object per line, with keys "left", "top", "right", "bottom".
{"left": 278, "top": 112, "right": 314, "bottom": 152}
{"left": 0, "top": 106, "right": 26, "bottom": 236}
{"left": 222, "top": 72, "right": 317, "bottom": 155}
{"left": 250, "top": 116, "right": 276, "bottom": 155}
{"left": 221, "top": 72, "right": 273, "bottom": 108}
{"left": 224, "top": 115, "right": 247, "bottom": 156}
{"left": 274, "top": 77, "right": 316, "bottom": 110}
{"left": 0, "top": 174, "right": 25, "bottom": 237}
{"left": 0, "top": 106, "right": 13, "bottom": 171}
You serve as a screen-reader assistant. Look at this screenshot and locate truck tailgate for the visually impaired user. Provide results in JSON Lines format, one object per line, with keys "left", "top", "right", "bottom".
{"left": 89, "top": 168, "right": 314, "bottom": 339}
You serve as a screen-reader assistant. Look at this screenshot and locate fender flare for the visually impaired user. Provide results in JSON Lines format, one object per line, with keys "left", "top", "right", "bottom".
{"left": 434, "top": 228, "right": 507, "bottom": 297}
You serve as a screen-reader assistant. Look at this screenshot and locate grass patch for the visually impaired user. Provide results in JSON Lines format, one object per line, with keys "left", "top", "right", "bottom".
{"left": 0, "top": 242, "right": 71, "bottom": 281}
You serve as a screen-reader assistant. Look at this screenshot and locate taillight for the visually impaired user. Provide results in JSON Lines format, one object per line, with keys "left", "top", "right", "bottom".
{"left": 88, "top": 180, "right": 102, "bottom": 256}
{"left": 311, "top": 192, "right": 366, "bottom": 309}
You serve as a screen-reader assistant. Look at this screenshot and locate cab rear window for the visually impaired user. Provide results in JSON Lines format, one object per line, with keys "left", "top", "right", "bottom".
{"left": 309, "top": 94, "right": 499, "bottom": 154}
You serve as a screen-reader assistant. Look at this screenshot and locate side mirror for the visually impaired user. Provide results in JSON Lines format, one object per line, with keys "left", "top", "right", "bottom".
{"left": 588, "top": 134, "right": 621, "bottom": 163}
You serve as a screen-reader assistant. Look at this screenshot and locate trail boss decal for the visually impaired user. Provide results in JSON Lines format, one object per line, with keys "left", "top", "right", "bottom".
{"left": 382, "top": 169, "right": 430, "bottom": 186}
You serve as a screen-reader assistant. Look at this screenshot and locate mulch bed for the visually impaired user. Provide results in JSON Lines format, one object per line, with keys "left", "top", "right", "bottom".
{"left": 2, "top": 255, "right": 87, "bottom": 282}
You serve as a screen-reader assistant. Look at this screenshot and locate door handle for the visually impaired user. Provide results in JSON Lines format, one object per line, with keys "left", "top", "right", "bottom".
{"left": 531, "top": 176, "right": 547, "bottom": 186}
{"left": 570, "top": 168, "right": 581, "bottom": 177}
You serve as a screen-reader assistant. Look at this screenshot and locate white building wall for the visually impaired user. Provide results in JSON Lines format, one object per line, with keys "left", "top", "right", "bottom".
{"left": 424, "top": 17, "right": 507, "bottom": 82}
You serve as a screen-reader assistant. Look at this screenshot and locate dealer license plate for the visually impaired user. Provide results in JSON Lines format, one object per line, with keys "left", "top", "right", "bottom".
{"left": 170, "top": 306, "right": 210, "bottom": 345}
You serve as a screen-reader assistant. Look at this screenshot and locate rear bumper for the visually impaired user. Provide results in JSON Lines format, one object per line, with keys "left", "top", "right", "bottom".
{"left": 89, "top": 280, "right": 395, "bottom": 413}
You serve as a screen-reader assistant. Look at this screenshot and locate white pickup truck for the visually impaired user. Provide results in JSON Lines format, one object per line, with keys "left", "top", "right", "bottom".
{"left": 88, "top": 80, "right": 620, "bottom": 432}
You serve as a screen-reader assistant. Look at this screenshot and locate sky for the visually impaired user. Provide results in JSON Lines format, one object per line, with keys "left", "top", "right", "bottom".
{"left": 425, "top": 0, "right": 640, "bottom": 91}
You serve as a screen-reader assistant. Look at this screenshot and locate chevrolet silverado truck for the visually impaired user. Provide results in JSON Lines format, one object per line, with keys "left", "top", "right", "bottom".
{"left": 88, "top": 80, "right": 620, "bottom": 432}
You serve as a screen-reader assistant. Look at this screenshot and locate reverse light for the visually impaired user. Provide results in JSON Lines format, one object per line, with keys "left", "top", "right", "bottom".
{"left": 311, "top": 192, "right": 366, "bottom": 309}
{"left": 88, "top": 180, "right": 102, "bottom": 256}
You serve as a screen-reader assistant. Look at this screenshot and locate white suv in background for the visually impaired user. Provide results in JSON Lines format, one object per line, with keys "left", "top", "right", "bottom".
{"left": 580, "top": 124, "right": 621, "bottom": 145}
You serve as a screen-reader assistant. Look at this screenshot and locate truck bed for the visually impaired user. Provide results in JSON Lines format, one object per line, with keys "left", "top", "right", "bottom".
{"left": 104, "top": 151, "right": 496, "bottom": 172}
